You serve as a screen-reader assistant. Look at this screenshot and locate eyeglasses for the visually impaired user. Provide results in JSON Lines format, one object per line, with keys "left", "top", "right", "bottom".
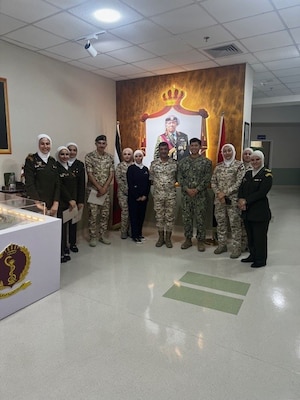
{"left": 60, "top": 153, "right": 69, "bottom": 155}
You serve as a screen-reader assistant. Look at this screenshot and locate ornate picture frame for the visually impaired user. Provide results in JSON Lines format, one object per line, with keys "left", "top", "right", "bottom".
{"left": 0, "top": 77, "right": 12, "bottom": 154}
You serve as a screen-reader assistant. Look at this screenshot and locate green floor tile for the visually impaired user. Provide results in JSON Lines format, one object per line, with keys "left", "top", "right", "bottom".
{"left": 163, "top": 285, "right": 243, "bottom": 315}
{"left": 180, "top": 272, "right": 250, "bottom": 296}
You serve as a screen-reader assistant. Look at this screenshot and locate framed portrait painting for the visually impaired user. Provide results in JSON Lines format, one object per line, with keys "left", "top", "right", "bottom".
{"left": 0, "top": 77, "right": 12, "bottom": 154}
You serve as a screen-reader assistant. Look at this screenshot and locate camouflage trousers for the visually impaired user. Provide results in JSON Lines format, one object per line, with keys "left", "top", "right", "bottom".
{"left": 88, "top": 192, "right": 110, "bottom": 239}
{"left": 214, "top": 203, "right": 241, "bottom": 250}
{"left": 118, "top": 192, "right": 130, "bottom": 234}
{"left": 153, "top": 195, "right": 176, "bottom": 231}
{"left": 182, "top": 193, "right": 208, "bottom": 240}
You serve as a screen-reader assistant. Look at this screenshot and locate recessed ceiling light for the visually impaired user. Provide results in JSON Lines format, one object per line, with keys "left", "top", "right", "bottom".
{"left": 94, "top": 8, "right": 121, "bottom": 23}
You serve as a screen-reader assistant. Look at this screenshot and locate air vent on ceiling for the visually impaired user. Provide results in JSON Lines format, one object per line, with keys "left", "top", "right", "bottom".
{"left": 204, "top": 44, "right": 243, "bottom": 58}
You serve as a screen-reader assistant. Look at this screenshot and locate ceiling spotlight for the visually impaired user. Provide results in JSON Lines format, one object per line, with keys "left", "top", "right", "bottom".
{"left": 94, "top": 8, "right": 121, "bottom": 23}
{"left": 85, "top": 40, "right": 97, "bottom": 57}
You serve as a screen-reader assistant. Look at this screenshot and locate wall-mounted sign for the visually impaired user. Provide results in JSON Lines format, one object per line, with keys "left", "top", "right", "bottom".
{"left": 257, "top": 134, "right": 266, "bottom": 140}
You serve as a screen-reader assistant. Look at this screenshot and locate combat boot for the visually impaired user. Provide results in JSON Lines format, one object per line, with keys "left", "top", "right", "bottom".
{"left": 165, "top": 231, "right": 173, "bottom": 248}
{"left": 214, "top": 245, "right": 227, "bottom": 254}
{"left": 197, "top": 240, "right": 205, "bottom": 252}
{"left": 155, "top": 230, "right": 165, "bottom": 247}
{"left": 230, "top": 249, "right": 241, "bottom": 259}
{"left": 181, "top": 238, "right": 192, "bottom": 249}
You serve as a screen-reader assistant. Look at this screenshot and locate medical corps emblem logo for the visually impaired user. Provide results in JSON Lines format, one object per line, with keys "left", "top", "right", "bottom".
{"left": 0, "top": 244, "right": 31, "bottom": 299}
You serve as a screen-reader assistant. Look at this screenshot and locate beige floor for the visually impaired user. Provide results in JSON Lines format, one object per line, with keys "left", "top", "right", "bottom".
{"left": 1, "top": 186, "right": 300, "bottom": 400}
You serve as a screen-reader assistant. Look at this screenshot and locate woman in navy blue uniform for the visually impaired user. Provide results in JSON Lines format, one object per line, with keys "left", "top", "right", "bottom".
{"left": 66, "top": 142, "right": 86, "bottom": 253}
{"left": 127, "top": 150, "right": 150, "bottom": 243}
{"left": 56, "top": 146, "right": 77, "bottom": 263}
{"left": 238, "top": 150, "right": 273, "bottom": 268}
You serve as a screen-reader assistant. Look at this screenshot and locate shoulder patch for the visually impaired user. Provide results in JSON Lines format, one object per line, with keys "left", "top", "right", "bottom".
{"left": 265, "top": 172, "right": 272, "bottom": 177}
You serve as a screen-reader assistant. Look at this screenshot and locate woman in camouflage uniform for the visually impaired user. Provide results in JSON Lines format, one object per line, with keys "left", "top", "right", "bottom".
{"left": 211, "top": 144, "right": 245, "bottom": 259}
{"left": 115, "top": 148, "right": 133, "bottom": 239}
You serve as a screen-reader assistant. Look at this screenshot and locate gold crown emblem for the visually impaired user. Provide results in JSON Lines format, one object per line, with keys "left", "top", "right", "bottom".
{"left": 5, "top": 244, "right": 18, "bottom": 255}
{"left": 162, "top": 88, "right": 186, "bottom": 106}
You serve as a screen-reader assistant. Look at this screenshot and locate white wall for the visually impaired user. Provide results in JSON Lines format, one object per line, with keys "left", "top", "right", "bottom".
{"left": 0, "top": 41, "right": 116, "bottom": 185}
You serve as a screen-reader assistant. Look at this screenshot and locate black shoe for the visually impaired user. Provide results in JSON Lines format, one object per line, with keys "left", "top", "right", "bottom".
{"left": 139, "top": 236, "right": 146, "bottom": 241}
{"left": 133, "top": 238, "right": 142, "bottom": 244}
{"left": 251, "top": 263, "right": 266, "bottom": 268}
{"left": 241, "top": 256, "right": 254, "bottom": 263}
{"left": 70, "top": 244, "right": 79, "bottom": 253}
{"left": 61, "top": 255, "right": 69, "bottom": 263}
{"left": 64, "top": 254, "right": 71, "bottom": 261}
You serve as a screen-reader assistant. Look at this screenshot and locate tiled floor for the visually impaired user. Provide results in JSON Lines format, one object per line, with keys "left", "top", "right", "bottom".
{"left": 1, "top": 186, "right": 300, "bottom": 399}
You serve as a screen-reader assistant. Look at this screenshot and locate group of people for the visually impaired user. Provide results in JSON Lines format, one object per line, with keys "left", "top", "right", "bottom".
{"left": 24, "top": 134, "right": 85, "bottom": 263}
{"left": 24, "top": 132, "right": 273, "bottom": 269}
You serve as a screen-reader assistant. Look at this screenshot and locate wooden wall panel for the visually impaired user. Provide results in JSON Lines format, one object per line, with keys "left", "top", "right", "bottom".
{"left": 116, "top": 64, "right": 246, "bottom": 166}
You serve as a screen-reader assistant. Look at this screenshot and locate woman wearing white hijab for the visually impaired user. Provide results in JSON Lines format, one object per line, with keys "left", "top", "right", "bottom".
{"left": 211, "top": 143, "right": 245, "bottom": 258}
{"left": 24, "top": 134, "right": 59, "bottom": 216}
{"left": 242, "top": 147, "right": 254, "bottom": 171}
{"left": 127, "top": 150, "right": 150, "bottom": 243}
{"left": 238, "top": 150, "right": 273, "bottom": 268}
{"left": 115, "top": 147, "right": 133, "bottom": 239}
{"left": 66, "top": 142, "right": 86, "bottom": 252}
{"left": 56, "top": 146, "right": 77, "bottom": 263}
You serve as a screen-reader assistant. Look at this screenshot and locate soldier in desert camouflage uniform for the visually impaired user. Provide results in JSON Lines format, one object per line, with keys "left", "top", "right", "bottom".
{"left": 85, "top": 135, "right": 114, "bottom": 247}
{"left": 115, "top": 148, "right": 133, "bottom": 239}
{"left": 177, "top": 138, "right": 212, "bottom": 252}
{"left": 150, "top": 142, "right": 177, "bottom": 248}
{"left": 211, "top": 143, "right": 245, "bottom": 258}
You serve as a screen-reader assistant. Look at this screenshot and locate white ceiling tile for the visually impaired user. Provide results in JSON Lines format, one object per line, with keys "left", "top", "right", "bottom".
{"left": 69, "top": 0, "right": 143, "bottom": 29}
{"left": 272, "top": 0, "right": 300, "bottom": 9}
{"left": 224, "top": 12, "right": 285, "bottom": 39}
{"left": 164, "top": 50, "right": 209, "bottom": 64}
{"left": 152, "top": 66, "right": 186, "bottom": 75}
{"left": 34, "top": 12, "right": 99, "bottom": 40}
{"left": 38, "top": 50, "right": 71, "bottom": 62}
{"left": 67, "top": 60, "right": 98, "bottom": 70}
{"left": 110, "top": 20, "right": 171, "bottom": 45}
{"left": 133, "top": 58, "right": 177, "bottom": 71}
{"left": 0, "top": 37, "right": 39, "bottom": 51}
{"left": 75, "top": 53, "right": 125, "bottom": 68}
{"left": 241, "top": 31, "right": 294, "bottom": 52}
{"left": 107, "top": 64, "right": 146, "bottom": 75}
{"left": 264, "top": 57, "right": 300, "bottom": 70}
{"left": 0, "top": 13, "right": 26, "bottom": 35}
{"left": 290, "top": 27, "right": 300, "bottom": 43}
{"left": 151, "top": 4, "right": 217, "bottom": 34}
{"left": 92, "top": 33, "right": 131, "bottom": 52}
{"left": 254, "top": 46, "right": 299, "bottom": 62}
{"left": 201, "top": 0, "right": 273, "bottom": 23}
{"left": 181, "top": 25, "right": 235, "bottom": 48}
{"left": 4, "top": 26, "right": 66, "bottom": 48}
{"left": 182, "top": 60, "right": 219, "bottom": 70}
{"left": 273, "top": 67, "right": 300, "bottom": 77}
{"left": 46, "top": 0, "right": 87, "bottom": 8}
{"left": 279, "top": 74, "right": 300, "bottom": 83}
{"left": 140, "top": 37, "right": 193, "bottom": 56}
{"left": 107, "top": 46, "right": 156, "bottom": 63}
{"left": 0, "top": 0, "right": 59, "bottom": 23}
{"left": 44, "top": 41, "right": 87, "bottom": 58}
{"left": 121, "top": 0, "right": 194, "bottom": 17}
{"left": 279, "top": 6, "right": 300, "bottom": 28}
{"left": 250, "top": 63, "right": 269, "bottom": 72}
{"left": 93, "top": 69, "right": 120, "bottom": 78}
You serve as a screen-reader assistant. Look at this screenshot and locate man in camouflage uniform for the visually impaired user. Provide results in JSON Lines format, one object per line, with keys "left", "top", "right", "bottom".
{"left": 178, "top": 138, "right": 212, "bottom": 251}
{"left": 115, "top": 148, "right": 133, "bottom": 239}
{"left": 85, "top": 135, "right": 114, "bottom": 247}
{"left": 154, "top": 115, "right": 189, "bottom": 161}
{"left": 150, "top": 142, "right": 177, "bottom": 248}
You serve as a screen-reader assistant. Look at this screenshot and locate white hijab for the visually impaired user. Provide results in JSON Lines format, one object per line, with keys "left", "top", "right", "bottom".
{"left": 37, "top": 134, "right": 52, "bottom": 163}
{"left": 251, "top": 150, "right": 265, "bottom": 177}
{"left": 56, "top": 146, "right": 69, "bottom": 169}
{"left": 221, "top": 143, "right": 236, "bottom": 167}
{"left": 66, "top": 142, "right": 78, "bottom": 166}
{"left": 134, "top": 149, "right": 144, "bottom": 169}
